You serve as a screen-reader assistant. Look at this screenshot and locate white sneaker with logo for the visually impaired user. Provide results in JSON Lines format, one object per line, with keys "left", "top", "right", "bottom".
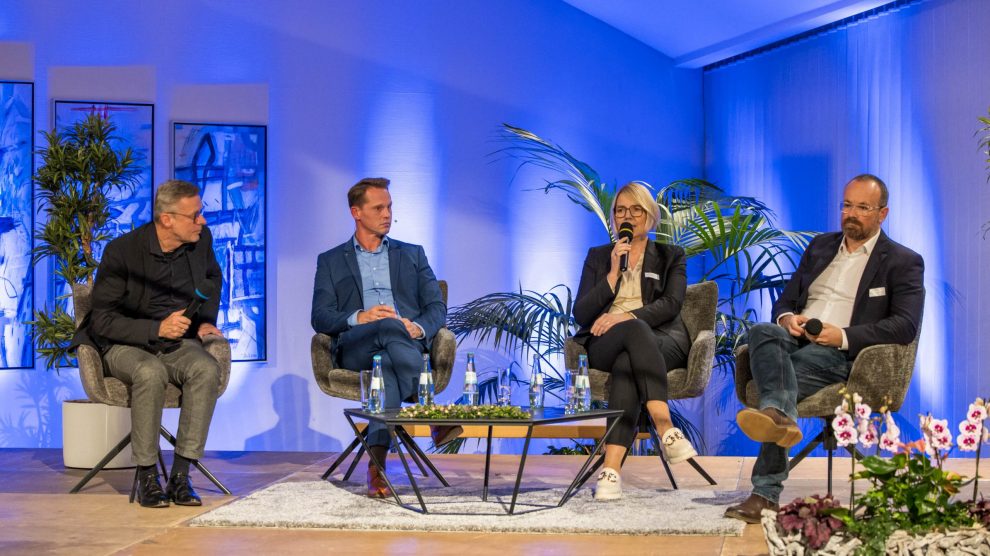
{"left": 594, "top": 467, "right": 622, "bottom": 501}
{"left": 661, "top": 427, "right": 698, "bottom": 464}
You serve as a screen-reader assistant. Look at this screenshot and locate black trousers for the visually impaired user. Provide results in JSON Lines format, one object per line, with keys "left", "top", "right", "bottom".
{"left": 585, "top": 319, "right": 688, "bottom": 447}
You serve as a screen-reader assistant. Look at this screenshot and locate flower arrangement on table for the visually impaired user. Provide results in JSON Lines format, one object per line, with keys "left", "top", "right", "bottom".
{"left": 398, "top": 404, "right": 531, "bottom": 420}
{"left": 767, "top": 391, "right": 990, "bottom": 556}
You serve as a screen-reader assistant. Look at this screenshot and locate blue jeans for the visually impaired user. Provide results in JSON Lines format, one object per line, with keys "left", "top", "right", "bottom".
{"left": 337, "top": 319, "right": 425, "bottom": 448}
{"left": 745, "top": 323, "right": 850, "bottom": 504}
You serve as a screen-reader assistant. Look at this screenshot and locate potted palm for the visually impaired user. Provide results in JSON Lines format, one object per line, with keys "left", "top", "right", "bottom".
{"left": 443, "top": 124, "right": 813, "bottom": 453}
{"left": 31, "top": 113, "right": 140, "bottom": 467}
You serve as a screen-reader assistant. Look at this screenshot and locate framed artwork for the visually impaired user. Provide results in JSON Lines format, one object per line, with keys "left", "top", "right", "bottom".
{"left": 49, "top": 101, "right": 154, "bottom": 314}
{"left": 173, "top": 122, "right": 267, "bottom": 361}
{"left": 0, "top": 81, "right": 34, "bottom": 368}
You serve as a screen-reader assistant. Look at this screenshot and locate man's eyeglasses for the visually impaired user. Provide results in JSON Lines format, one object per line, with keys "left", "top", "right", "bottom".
{"left": 614, "top": 205, "right": 646, "bottom": 218}
{"left": 167, "top": 211, "right": 204, "bottom": 221}
{"left": 839, "top": 202, "right": 884, "bottom": 216}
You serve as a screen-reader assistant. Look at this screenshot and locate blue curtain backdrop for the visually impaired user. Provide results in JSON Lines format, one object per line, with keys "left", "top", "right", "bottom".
{"left": 702, "top": 0, "right": 990, "bottom": 455}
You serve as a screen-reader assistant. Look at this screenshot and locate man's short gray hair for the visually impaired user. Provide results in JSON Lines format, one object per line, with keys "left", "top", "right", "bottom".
{"left": 154, "top": 179, "right": 201, "bottom": 221}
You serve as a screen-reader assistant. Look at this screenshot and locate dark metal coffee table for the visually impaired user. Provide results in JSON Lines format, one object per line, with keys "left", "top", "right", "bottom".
{"left": 324, "top": 407, "right": 623, "bottom": 514}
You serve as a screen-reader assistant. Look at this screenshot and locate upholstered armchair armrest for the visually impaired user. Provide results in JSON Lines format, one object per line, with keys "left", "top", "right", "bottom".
{"left": 76, "top": 344, "right": 114, "bottom": 406}
{"left": 678, "top": 330, "right": 716, "bottom": 399}
{"left": 431, "top": 328, "right": 456, "bottom": 395}
{"left": 733, "top": 344, "right": 752, "bottom": 406}
{"left": 203, "top": 334, "right": 232, "bottom": 398}
{"left": 845, "top": 341, "right": 917, "bottom": 412}
{"left": 311, "top": 333, "right": 335, "bottom": 396}
{"left": 564, "top": 337, "right": 585, "bottom": 370}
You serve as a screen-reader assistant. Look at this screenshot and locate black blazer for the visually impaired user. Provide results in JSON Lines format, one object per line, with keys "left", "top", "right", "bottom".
{"left": 573, "top": 241, "right": 690, "bottom": 351}
{"left": 71, "top": 222, "right": 223, "bottom": 352}
{"left": 772, "top": 231, "right": 924, "bottom": 359}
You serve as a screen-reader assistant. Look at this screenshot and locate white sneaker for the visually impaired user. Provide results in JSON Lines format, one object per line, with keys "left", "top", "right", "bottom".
{"left": 594, "top": 467, "right": 622, "bottom": 500}
{"left": 660, "top": 427, "right": 698, "bottom": 464}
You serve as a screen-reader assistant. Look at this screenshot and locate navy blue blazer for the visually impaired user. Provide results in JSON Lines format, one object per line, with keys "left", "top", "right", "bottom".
{"left": 311, "top": 237, "right": 446, "bottom": 351}
{"left": 772, "top": 231, "right": 924, "bottom": 359}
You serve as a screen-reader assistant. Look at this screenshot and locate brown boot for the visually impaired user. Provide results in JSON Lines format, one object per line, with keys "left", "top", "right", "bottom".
{"left": 367, "top": 463, "right": 392, "bottom": 498}
{"left": 724, "top": 494, "right": 779, "bottom": 524}
{"left": 736, "top": 407, "right": 803, "bottom": 447}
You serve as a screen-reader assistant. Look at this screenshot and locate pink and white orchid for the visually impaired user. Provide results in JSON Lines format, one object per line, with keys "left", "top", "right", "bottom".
{"left": 959, "top": 420, "right": 980, "bottom": 435}
{"left": 859, "top": 423, "right": 879, "bottom": 448}
{"left": 834, "top": 425, "right": 858, "bottom": 447}
{"left": 833, "top": 412, "right": 855, "bottom": 430}
{"left": 879, "top": 433, "right": 899, "bottom": 452}
{"left": 957, "top": 433, "right": 981, "bottom": 452}
{"left": 854, "top": 402, "right": 872, "bottom": 420}
{"left": 967, "top": 403, "right": 988, "bottom": 424}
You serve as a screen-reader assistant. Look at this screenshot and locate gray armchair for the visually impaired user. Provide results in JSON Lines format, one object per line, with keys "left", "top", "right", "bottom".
{"left": 313, "top": 280, "right": 457, "bottom": 480}
{"left": 734, "top": 326, "right": 920, "bottom": 494}
{"left": 565, "top": 280, "right": 719, "bottom": 488}
{"left": 69, "top": 283, "right": 232, "bottom": 499}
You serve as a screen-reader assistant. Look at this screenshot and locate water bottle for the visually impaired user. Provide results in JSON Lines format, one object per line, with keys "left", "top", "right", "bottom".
{"left": 418, "top": 353, "right": 435, "bottom": 406}
{"left": 575, "top": 354, "right": 591, "bottom": 412}
{"left": 529, "top": 354, "right": 545, "bottom": 409}
{"left": 369, "top": 355, "right": 385, "bottom": 413}
{"left": 462, "top": 352, "right": 479, "bottom": 406}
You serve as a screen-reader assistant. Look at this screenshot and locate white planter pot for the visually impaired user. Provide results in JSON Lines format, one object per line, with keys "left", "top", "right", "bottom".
{"left": 62, "top": 400, "right": 134, "bottom": 469}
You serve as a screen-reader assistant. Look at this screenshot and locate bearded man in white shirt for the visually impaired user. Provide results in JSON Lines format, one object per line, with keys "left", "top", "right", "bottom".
{"left": 724, "top": 174, "right": 925, "bottom": 523}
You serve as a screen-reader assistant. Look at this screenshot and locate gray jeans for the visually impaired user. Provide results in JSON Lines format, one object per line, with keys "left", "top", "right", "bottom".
{"left": 103, "top": 339, "right": 221, "bottom": 466}
{"left": 745, "top": 323, "right": 851, "bottom": 504}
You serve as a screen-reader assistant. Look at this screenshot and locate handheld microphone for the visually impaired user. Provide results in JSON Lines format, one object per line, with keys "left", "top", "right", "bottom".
{"left": 804, "top": 318, "right": 823, "bottom": 336}
{"left": 182, "top": 282, "right": 216, "bottom": 320}
{"left": 618, "top": 222, "right": 635, "bottom": 272}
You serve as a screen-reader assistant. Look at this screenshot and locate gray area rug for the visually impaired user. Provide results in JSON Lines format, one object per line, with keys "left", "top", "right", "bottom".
{"left": 192, "top": 480, "right": 748, "bottom": 536}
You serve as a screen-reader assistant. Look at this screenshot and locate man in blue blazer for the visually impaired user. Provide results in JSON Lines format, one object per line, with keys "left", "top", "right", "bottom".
{"left": 311, "top": 177, "right": 449, "bottom": 498}
{"left": 725, "top": 174, "right": 925, "bottom": 523}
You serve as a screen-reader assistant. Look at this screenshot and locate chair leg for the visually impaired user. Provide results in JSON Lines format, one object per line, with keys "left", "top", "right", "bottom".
{"left": 158, "top": 426, "right": 231, "bottom": 495}
{"left": 646, "top": 421, "right": 678, "bottom": 489}
{"left": 129, "top": 467, "right": 139, "bottom": 503}
{"left": 70, "top": 432, "right": 133, "bottom": 494}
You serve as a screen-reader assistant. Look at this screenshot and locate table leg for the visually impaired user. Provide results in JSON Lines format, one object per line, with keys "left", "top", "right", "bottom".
{"left": 324, "top": 430, "right": 365, "bottom": 480}
{"left": 395, "top": 428, "right": 430, "bottom": 477}
{"left": 396, "top": 427, "right": 450, "bottom": 487}
{"left": 390, "top": 426, "right": 428, "bottom": 513}
{"left": 346, "top": 414, "right": 405, "bottom": 508}
{"left": 558, "top": 416, "right": 622, "bottom": 506}
{"left": 508, "top": 425, "right": 534, "bottom": 515}
{"left": 482, "top": 425, "right": 494, "bottom": 502}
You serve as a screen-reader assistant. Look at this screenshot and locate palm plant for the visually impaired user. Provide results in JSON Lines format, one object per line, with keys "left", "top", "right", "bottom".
{"left": 29, "top": 114, "right": 140, "bottom": 370}
{"left": 448, "top": 124, "right": 814, "bottom": 453}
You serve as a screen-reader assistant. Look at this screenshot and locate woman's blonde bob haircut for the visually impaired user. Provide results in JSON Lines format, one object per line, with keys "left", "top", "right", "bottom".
{"left": 610, "top": 181, "right": 661, "bottom": 234}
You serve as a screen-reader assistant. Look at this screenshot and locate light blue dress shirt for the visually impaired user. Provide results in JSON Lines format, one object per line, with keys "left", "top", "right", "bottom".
{"left": 346, "top": 236, "right": 424, "bottom": 338}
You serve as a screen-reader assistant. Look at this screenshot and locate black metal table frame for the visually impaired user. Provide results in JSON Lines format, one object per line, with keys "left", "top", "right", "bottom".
{"left": 327, "top": 407, "right": 624, "bottom": 514}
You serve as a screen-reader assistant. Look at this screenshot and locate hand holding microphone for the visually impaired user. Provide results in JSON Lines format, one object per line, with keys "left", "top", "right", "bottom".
{"left": 804, "top": 318, "right": 823, "bottom": 336}
{"left": 161, "top": 282, "right": 216, "bottom": 340}
{"left": 617, "top": 222, "right": 635, "bottom": 272}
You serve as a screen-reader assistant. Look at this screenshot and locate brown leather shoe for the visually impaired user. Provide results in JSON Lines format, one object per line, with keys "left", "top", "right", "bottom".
{"left": 367, "top": 464, "right": 392, "bottom": 499}
{"left": 736, "top": 407, "right": 803, "bottom": 447}
{"left": 724, "top": 494, "right": 779, "bottom": 524}
{"left": 430, "top": 425, "right": 463, "bottom": 447}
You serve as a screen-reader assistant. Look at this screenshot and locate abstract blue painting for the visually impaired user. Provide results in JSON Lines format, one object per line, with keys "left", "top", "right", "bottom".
{"left": 0, "top": 81, "right": 34, "bottom": 369}
{"left": 173, "top": 122, "right": 267, "bottom": 361}
{"left": 50, "top": 101, "right": 154, "bottom": 313}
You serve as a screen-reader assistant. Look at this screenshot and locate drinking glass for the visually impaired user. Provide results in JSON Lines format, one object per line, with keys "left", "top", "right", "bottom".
{"left": 563, "top": 369, "right": 577, "bottom": 415}
{"left": 359, "top": 370, "right": 373, "bottom": 410}
{"left": 497, "top": 367, "right": 513, "bottom": 406}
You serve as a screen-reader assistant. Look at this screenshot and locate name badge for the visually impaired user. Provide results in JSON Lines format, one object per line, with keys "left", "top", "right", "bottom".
{"left": 644, "top": 272, "right": 660, "bottom": 280}
{"left": 869, "top": 287, "right": 886, "bottom": 297}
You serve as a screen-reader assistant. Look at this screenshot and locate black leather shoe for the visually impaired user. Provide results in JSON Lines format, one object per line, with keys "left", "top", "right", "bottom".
{"left": 724, "top": 493, "right": 779, "bottom": 524}
{"left": 166, "top": 473, "right": 202, "bottom": 506}
{"left": 137, "top": 473, "right": 170, "bottom": 508}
